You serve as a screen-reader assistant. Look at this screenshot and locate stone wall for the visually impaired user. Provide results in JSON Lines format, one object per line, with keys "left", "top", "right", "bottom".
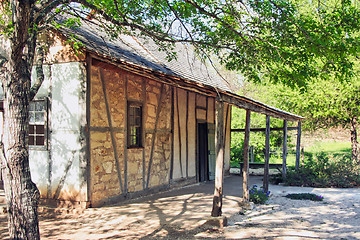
{"left": 89, "top": 59, "right": 172, "bottom": 205}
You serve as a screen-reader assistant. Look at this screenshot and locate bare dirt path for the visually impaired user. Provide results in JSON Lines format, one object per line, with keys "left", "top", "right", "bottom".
{"left": 0, "top": 175, "right": 359, "bottom": 239}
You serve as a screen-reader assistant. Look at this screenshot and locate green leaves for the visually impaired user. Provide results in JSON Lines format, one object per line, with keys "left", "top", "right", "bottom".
{"left": 13, "top": 0, "right": 360, "bottom": 89}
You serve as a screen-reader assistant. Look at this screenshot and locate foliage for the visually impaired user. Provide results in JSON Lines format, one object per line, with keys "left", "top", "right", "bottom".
{"left": 230, "top": 107, "right": 295, "bottom": 167}
{"left": 282, "top": 152, "right": 360, "bottom": 188}
{"left": 249, "top": 185, "right": 271, "bottom": 204}
{"left": 285, "top": 193, "right": 324, "bottom": 201}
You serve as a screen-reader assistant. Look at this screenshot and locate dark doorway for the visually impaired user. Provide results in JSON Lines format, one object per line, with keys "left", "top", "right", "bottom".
{"left": 198, "top": 123, "right": 209, "bottom": 182}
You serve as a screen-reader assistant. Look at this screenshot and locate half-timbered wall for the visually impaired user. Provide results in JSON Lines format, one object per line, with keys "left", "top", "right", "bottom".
{"left": 89, "top": 60, "right": 172, "bottom": 205}
{"left": 173, "top": 89, "right": 231, "bottom": 181}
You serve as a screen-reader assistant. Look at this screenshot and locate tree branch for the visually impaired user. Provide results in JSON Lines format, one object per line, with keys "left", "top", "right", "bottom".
{"left": 183, "top": 0, "right": 250, "bottom": 45}
{"left": 29, "top": 46, "right": 45, "bottom": 101}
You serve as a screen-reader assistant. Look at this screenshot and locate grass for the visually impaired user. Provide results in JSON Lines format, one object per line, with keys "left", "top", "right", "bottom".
{"left": 306, "top": 140, "right": 351, "bottom": 154}
{"left": 285, "top": 193, "right": 324, "bottom": 201}
{"left": 269, "top": 140, "right": 352, "bottom": 167}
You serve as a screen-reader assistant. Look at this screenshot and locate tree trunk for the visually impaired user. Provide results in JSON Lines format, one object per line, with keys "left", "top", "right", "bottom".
{"left": 350, "top": 117, "right": 359, "bottom": 163}
{"left": 1, "top": 60, "right": 40, "bottom": 240}
{"left": 0, "top": 1, "right": 40, "bottom": 239}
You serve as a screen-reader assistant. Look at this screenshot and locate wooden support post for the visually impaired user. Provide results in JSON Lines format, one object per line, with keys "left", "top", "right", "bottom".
{"left": 263, "top": 115, "right": 270, "bottom": 192}
{"left": 295, "top": 121, "right": 302, "bottom": 170}
{"left": 250, "top": 145, "right": 254, "bottom": 163}
{"left": 282, "top": 120, "right": 288, "bottom": 179}
{"left": 211, "top": 101, "right": 225, "bottom": 217}
{"left": 242, "top": 110, "right": 251, "bottom": 202}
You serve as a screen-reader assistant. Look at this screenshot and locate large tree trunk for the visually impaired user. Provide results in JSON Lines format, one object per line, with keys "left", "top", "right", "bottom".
{"left": 0, "top": 1, "right": 40, "bottom": 239}
{"left": 350, "top": 117, "right": 359, "bottom": 163}
{"left": 1, "top": 55, "right": 40, "bottom": 240}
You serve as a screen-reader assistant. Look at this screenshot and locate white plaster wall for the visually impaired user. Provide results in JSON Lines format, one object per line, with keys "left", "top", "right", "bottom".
{"left": 49, "top": 62, "right": 85, "bottom": 200}
{"left": 187, "top": 92, "right": 196, "bottom": 177}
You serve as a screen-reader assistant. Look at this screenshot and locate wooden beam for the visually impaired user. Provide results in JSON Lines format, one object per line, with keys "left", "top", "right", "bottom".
{"left": 185, "top": 91, "right": 189, "bottom": 178}
{"left": 282, "top": 120, "right": 288, "bottom": 179}
{"left": 146, "top": 85, "right": 164, "bottom": 189}
{"left": 124, "top": 74, "right": 128, "bottom": 193}
{"left": 219, "top": 93, "right": 302, "bottom": 121}
{"left": 169, "top": 86, "right": 174, "bottom": 182}
{"left": 211, "top": 101, "right": 225, "bottom": 217}
{"left": 250, "top": 145, "right": 254, "bottom": 163}
{"left": 263, "top": 115, "right": 270, "bottom": 192}
{"left": 85, "top": 54, "right": 92, "bottom": 202}
{"left": 223, "top": 104, "right": 230, "bottom": 162}
{"left": 295, "top": 121, "right": 302, "bottom": 170}
{"left": 242, "top": 109, "right": 251, "bottom": 202}
{"left": 231, "top": 127, "right": 298, "bottom": 132}
{"left": 99, "top": 68, "right": 124, "bottom": 193}
{"left": 142, "top": 78, "right": 147, "bottom": 190}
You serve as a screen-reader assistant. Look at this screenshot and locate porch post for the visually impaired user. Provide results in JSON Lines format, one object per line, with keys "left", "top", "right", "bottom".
{"left": 263, "top": 115, "right": 270, "bottom": 192}
{"left": 295, "top": 121, "right": 302, "bottom": 170}
{"left": 211, "top": 100, "right": 225, "bottom": 217}
{"left": 282, "top": 120, "right": 288, "bottom": 179}
{"left": 242, "top": 109, "right": 251, "bottom": 202}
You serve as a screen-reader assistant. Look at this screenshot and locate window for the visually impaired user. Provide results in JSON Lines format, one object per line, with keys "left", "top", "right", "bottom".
{"left": 29, "top": 100, "right": 47, "bottom": 147}
{"left": 127, "top": 102, "right": 142, "bottom": 148}
{"left": 0, "top": 100, "right": 47, "bottom": 147}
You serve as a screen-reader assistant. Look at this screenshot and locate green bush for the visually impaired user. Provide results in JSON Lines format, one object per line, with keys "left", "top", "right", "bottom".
{"left": 282, "top": 153, "right": 360, "bottom": 188}
{"left": 249, "top": 185, "right": 270, "bottom": 204}
{"left": 285, "top": 193, "right": 324, "bottom": 201}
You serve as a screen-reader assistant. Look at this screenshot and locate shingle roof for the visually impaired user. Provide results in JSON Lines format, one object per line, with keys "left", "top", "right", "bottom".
{"left": 57, "top": 17, "right": 233, "bottom": 92}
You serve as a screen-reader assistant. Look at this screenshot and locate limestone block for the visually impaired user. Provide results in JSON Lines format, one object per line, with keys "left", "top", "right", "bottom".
{"left": 149, "top": 175, "right": 160, "bottom": 187}
{"left": 101, "top": 174, "right": 112, "bottom": 182}
{"left": 103, "top": 161, "right": 113, "bottom": 174}
{"left": 147, "top": 104, "right": 156, "bottom": 118}
{"left": 147, "top": 92, "right": 158, "bottom": 105}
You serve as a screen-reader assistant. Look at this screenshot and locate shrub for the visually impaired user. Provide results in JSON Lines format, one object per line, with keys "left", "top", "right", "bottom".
{"left": 281, "top": 153, "right": 360, "bottom": 188}
{"left": 285, "top": 193, "right": 324, "bottom": 201}
{"left": 249, "top": 185, "right": 270, "bottom": 204}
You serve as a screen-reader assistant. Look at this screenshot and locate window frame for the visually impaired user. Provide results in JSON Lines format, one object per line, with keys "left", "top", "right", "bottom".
{"left": 28, "top": 99, "right": 48, "bottom": 150}
{"left": 127, "top": 101, "right": 143, "bottom": 148}
{"left": 0, "top": 99, "right": 48, "bottom": 150}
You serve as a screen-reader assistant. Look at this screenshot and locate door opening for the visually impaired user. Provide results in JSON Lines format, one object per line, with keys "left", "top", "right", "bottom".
{"left": 198, "top": 123, "right": 208, "bottom": 182}
{"left": 198, "top": 123, "right": 216, "bottom": 182}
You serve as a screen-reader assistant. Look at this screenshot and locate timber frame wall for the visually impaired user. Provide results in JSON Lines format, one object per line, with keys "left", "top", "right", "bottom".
{"left": 87, "top": 56, "right": 231, "bottom": 206}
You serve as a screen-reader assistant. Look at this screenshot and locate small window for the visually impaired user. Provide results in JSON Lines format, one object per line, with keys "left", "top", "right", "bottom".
{"left": 0, "top": 100, "right": 47, "bottom": 147}
{"left": 127, "top": 102, "right": 142, "bottom": 148}
{"left": 29, "top": 100, "right": 47, "bottom": 147}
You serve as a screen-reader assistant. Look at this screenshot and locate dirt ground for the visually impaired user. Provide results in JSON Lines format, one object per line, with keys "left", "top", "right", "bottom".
{"left": 0, "top": 175, "right": 359, "bottom": 239}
